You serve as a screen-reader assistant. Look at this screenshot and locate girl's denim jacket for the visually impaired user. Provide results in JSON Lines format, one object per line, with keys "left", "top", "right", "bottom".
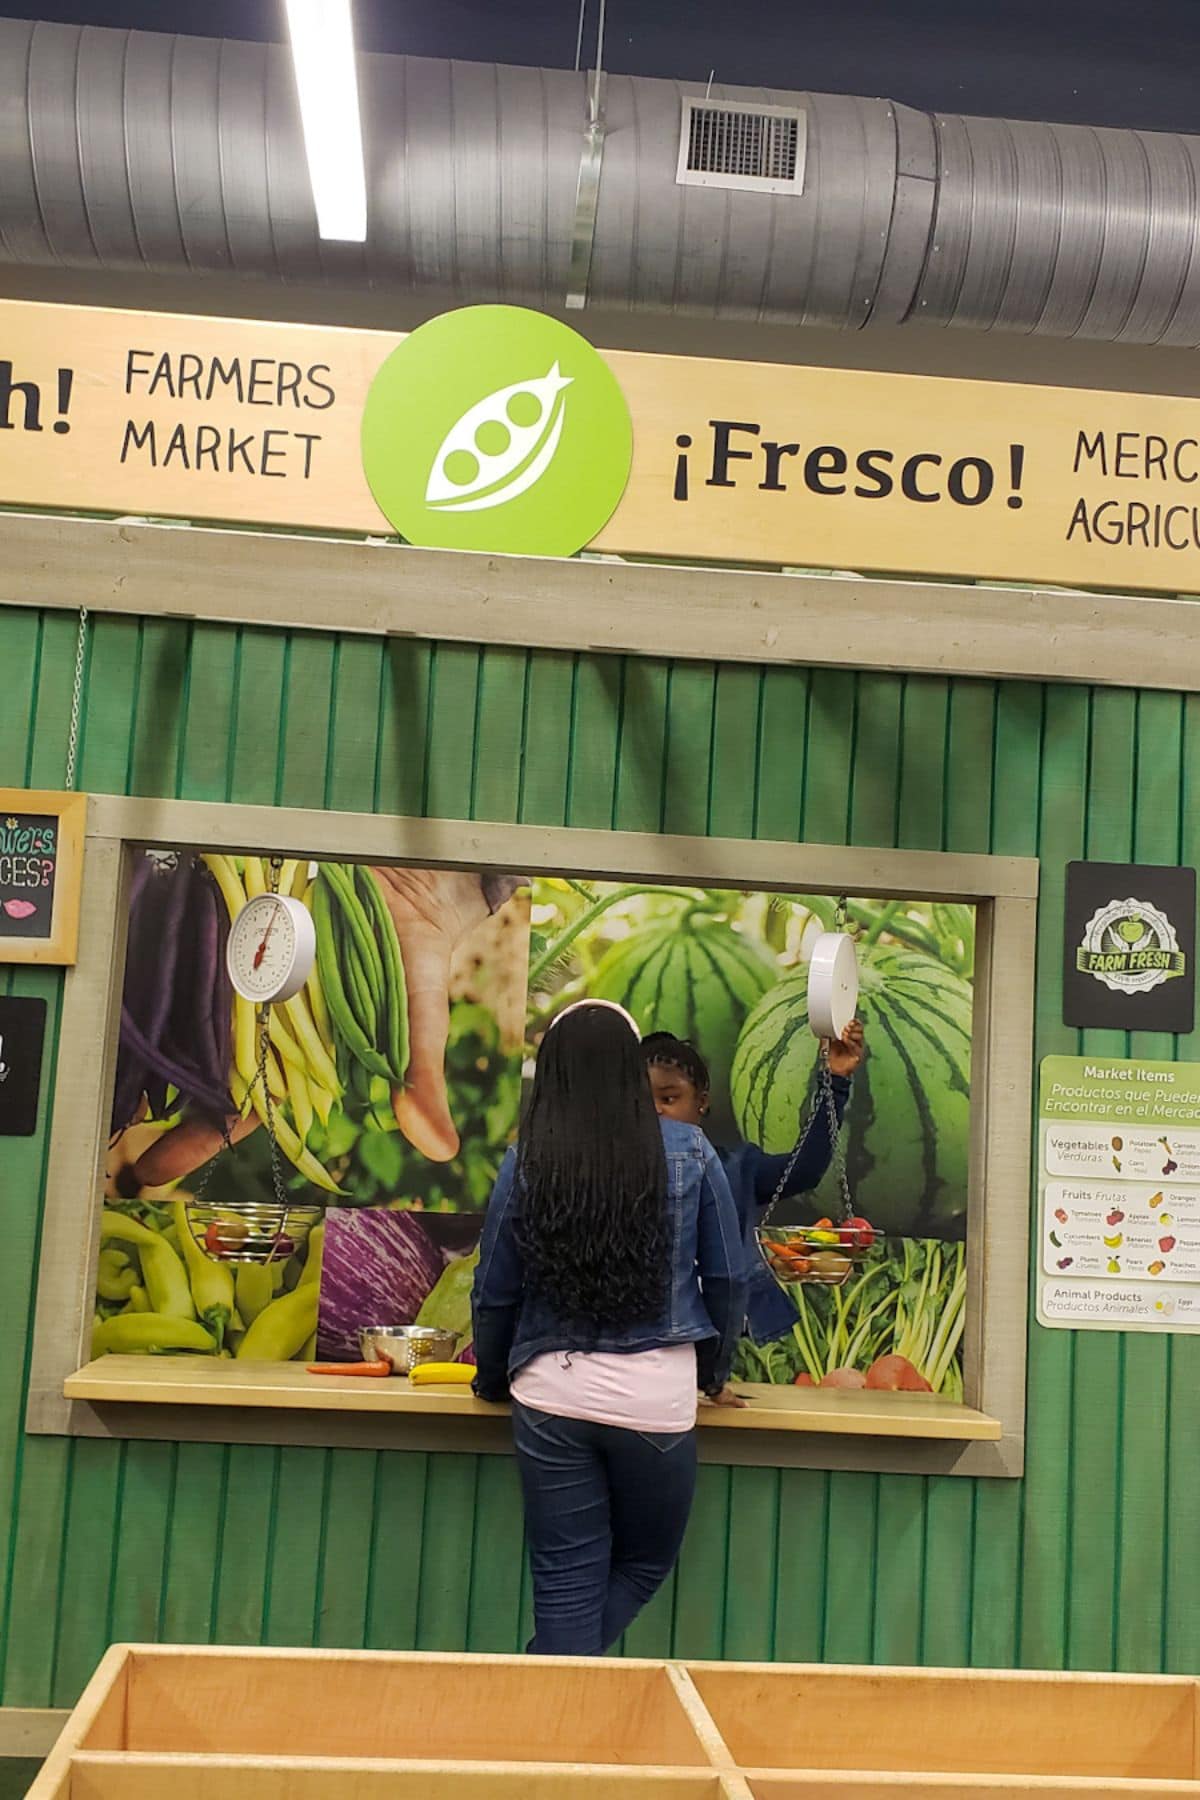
{"left": 471, "top": 1118, "right": 747, "bottom": 1402}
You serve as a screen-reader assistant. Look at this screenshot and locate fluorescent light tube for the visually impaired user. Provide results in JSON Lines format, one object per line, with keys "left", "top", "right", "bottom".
{"left": 285, "top": 0, "right": 367, "bottom": 242}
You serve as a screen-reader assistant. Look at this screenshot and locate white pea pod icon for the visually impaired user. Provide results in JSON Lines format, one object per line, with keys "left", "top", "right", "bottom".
{"left": 425, "top": 363, "right": 572, "bottom": 512}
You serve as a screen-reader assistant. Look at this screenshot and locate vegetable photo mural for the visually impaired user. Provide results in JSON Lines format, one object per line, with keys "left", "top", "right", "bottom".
{"left": 529, "top": 882, "right": 974, "bottom": 1398}
{"left": 96, "top": 855, "right": 973, "bottom": 1394}
{"left": 99, "top": 851, "right": 528, "bottom": 1361}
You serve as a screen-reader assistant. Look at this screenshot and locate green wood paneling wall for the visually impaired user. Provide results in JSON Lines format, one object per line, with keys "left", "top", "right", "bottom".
{"left": 2, "top": 603, "right": 1199, "bottom": 1707}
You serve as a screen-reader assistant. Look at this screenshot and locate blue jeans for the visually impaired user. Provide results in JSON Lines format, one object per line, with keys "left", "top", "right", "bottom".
{"left": 512, "top": 1400, "right": 698, "bottom": 1656}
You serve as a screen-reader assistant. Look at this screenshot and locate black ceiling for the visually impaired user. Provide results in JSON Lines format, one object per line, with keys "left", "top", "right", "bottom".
{"left": 1, "top": 0, "right": 1199, "bottom": 135}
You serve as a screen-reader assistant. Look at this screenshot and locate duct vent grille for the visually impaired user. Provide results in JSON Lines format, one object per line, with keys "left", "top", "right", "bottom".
{"left": 677, "top": 99, "right": 806, "bottom": 194}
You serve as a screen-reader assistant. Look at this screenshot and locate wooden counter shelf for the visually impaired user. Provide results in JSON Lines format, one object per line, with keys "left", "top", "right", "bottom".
{"left": 63, "top": 1357, "right": 1002, "bottom": 1441}
{"left": 31, "top": 1646, "right": 1200, "bottom": 1798}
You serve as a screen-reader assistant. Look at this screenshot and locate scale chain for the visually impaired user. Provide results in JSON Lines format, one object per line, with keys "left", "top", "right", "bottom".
{"left": 258, "top": 1003, "right": 291, "bottom": 1220}
{"left": 64, "top": 605, "right": 89, "bottom": 792}
{"left": 260, "top": 861, "right": 290, "bottom": 1221}
{"left": 185, "top": 858, "right": 290, "bottom": 1242}
{"left": 758, "top": 1045, "right": 852, "bottom": 1231}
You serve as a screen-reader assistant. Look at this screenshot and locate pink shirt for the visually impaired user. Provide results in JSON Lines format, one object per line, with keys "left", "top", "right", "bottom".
{"left": 511, "top": 1346, "right": 698, "bottom": 1433}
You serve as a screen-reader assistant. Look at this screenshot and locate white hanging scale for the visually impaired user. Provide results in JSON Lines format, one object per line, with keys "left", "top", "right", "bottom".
{"left": 753, "top": 901, "right": 871, "bottom": 1286}
{"left": 806, "top": 928, "right": 859, "bottom": 1041}
{"left": 186, "top": 859, "right": 322, "bottom": 1266}
{"left": 226, "top": 888, "right": 316, "bottom": 1004}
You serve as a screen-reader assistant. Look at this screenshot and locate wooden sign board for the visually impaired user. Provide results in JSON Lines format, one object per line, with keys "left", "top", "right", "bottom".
{"left": 0, "top": 790, "right": 86, "bottom": 965}
{"left": 1063, "top": 861, "right": 1196, "bottom": 1033}
{"left": 5, "top": 295, "right": 1200, "bottom": 591}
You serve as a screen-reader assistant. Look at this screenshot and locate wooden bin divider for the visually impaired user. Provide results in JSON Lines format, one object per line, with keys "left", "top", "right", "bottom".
{"left": 57, "top": 1753, "right": 750, "bottom": 1800}
{"left": 745, "top": 1778, "right": 1200, "bottom": 1798}
{"left": 44, "top": 1759, "right": 1200, "bottom": 1800}
{"left": 666, "top": 1664, "right": 740, "bottom": 1771}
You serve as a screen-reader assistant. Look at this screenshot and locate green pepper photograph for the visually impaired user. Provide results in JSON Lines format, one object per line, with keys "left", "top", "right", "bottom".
{"left": 98, "top": 851, "right": 529, "bottom": 1363}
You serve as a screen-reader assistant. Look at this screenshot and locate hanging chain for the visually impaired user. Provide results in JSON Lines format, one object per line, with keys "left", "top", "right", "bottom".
{"left": 64, "top": 606, "right": 89, "bottom": 791}
{"left": 828, "top": 898, "right": 851, "bottom": 1215}
{"left": 188, "top": 1117, "right": 235, "bottom": 1208}
{"left": 186, "top": 1002, "right": 289, "bottom": 1248}
{"left": 186, "top": 857, "right": 290, "bottom": 1250}
{"left": 261, "top": 857, "right": 290, "bottom": 1223}
{"left": 759, "top": 891, "right": 854, "bottom": 1232}
{"left": 258, "top": 1003, "right": 291, "bottom": 1219}
{"left": 758, "top": 1046, "right": 853, "bottom": 1230}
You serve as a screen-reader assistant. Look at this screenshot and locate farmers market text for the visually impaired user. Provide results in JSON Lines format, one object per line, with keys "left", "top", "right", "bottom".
{"left": 118, "top": 348, "right": 336, "bottom": 481}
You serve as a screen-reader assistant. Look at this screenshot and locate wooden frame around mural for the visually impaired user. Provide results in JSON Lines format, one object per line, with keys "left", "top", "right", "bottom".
{"left": 23, "top": 794, "right": 1038, "bottom": 1478}
{"left": 0, "top": 788, "right": 87, "bottom": 966}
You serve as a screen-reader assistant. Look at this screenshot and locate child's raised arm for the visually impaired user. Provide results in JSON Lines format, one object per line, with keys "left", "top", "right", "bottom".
{"left": 748, "top": 1020, "right": 865, "bottom": 1205}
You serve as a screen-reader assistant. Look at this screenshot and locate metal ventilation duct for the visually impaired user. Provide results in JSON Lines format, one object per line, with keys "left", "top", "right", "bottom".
{"left": 3, "top": 17, "right": 1200, "bottom": 344}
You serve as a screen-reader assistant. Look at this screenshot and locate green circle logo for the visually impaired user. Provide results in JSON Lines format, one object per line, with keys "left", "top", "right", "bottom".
{"left": 361, "top": 305, "right": 633, "bottom": 556}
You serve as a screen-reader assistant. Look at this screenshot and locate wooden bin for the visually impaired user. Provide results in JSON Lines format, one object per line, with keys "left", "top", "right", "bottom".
{"left": 30, "top": 1646, "right": 740, "bottom": 1800}
{"left": 689, "top": 1660, "right": 1200, "bottom": 1796}
{"left": 30, "top": 1646, "right": 1200, "bottom": 1799}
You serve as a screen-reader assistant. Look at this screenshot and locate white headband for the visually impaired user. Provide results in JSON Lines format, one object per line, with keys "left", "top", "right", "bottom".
{"left": 546, "top": 998, "right": 641, "bottom": 1040}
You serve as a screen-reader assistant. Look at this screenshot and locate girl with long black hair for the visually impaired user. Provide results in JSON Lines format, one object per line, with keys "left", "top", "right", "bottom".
{"left": 472, "top": 1000, "right": 745, "bottom": 1656}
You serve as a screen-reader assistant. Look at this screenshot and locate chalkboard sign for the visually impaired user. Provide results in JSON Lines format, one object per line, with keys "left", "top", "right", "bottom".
{"left": 0, "top": 812, "right": 58, "bottom": 939}
{"left": 0, "top": 996, "right": 47, "bottom": 1136}
{"left": 0, "top": 789, "right": 86, "bottom": 966}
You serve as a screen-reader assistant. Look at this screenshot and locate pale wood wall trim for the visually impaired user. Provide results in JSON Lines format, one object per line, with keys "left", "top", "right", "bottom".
{"left": 968, "top": 896, "right": 1036, "bottom": 1453}
{"left": 26, "top": 795, "right": 1034, "bottom": 1479}
{"left": 65, "top": 1395, "right": 1018, "bottom": 1477}
{"left": 2, "top": 510, "right": 1197, "bottom": 693}
{"left": 86, "top": 794, "right": 1039, "bottom": 901}
{"left": 0, "top": 1707, "right": 69, "bottom": 1758}
{"left": 26, "top": 834, "right": 130, "bottom": 1430}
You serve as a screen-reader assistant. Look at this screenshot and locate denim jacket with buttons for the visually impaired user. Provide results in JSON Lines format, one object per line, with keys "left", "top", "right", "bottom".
{"left": 471, "top": 1117, "right": 747, "bottom": 1403}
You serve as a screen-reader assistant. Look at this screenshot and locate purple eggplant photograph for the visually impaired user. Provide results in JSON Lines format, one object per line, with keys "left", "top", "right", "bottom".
{"left": 98, "top": 848, "right": 529, "bottom": 1362}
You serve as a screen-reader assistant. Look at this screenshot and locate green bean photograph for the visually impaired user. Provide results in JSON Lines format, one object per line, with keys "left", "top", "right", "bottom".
{"left": 99, "top": 851, "right": 529, "bottom": 1362}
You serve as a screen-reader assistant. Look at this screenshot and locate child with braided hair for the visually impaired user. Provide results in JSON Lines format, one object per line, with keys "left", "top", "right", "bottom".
{"left": 641, "top": 1021, "right": 865, "bottom": 1402}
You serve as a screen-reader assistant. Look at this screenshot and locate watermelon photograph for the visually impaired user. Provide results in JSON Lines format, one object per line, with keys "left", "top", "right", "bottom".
{"left": 528, "top": 879, "right": 975, "bottom": 1398}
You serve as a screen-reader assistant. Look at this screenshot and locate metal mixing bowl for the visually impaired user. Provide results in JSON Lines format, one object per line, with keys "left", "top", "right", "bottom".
{"left": 359, "top": 1325, "right": 457, "bottom": 1374}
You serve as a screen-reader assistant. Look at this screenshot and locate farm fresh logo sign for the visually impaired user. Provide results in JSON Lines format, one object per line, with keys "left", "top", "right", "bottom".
{"left": 1064, "top": 862, "right": 1197, "bottom": 1034}
{"left": 1076, "top": 897, "right": 1186, "bottom": 993}
{"left": 361, "top": 306, "right": 633, "bottom": 556}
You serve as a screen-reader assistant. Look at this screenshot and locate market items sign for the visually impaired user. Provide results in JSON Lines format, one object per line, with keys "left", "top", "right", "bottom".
{"left": 6, "top": 295, "right": 1200, "bottom": 586}
{"left": 1038, "top": 1056, "right": 1200, "bottom": 1335}
{"left": 1063, "top": 861, "right": 1196, "bottom": 1034}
